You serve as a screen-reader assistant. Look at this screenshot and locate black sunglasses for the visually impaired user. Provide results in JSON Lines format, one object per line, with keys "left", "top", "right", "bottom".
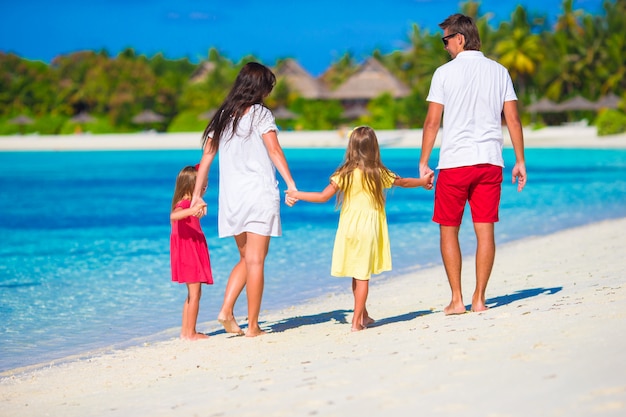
{"left": 441, "top": 32, "right": 461, "bottom": 46}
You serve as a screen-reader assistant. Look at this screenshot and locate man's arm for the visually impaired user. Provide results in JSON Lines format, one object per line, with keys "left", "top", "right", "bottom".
{"left": 419, "top": 102, "right": 443, "bottom": 190}
{"left": 503, "top": 100, "right": 527, "bottom": 192}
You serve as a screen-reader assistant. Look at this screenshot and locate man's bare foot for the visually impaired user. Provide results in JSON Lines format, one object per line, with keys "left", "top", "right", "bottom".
{"left": 443, "top": 302, "right": 467, "bottom": 315}
{"left": 471, "top": 303, "right": 489, "bottom": 313}
{"left": 218, "top": 315, "right": 244, "bottom": 335}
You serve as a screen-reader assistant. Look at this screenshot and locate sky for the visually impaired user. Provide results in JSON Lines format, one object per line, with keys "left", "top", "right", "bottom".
{"left": 0, "top": 0, "right": 607, "bottom": 76}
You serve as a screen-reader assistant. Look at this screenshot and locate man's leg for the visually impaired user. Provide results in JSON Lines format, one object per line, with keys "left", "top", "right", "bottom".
{"left": 440, "top": 225, "right": 466, "bottom": 315}
{"left": 472, "top": 222, "right": 495, "bottom": 312}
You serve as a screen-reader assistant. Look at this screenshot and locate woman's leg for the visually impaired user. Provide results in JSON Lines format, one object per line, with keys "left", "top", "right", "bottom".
{"left": 242, "top": 232, "right": 270, "bottom": 337}
{"left": 217, "top": 234, "right": 248, "bottom": 334}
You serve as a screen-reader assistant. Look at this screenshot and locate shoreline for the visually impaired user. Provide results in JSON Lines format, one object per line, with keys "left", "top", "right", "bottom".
{"left": 1, "top": 126, "right": 626, "bottom": 151}
{"left": 2, "top": 217, "right": 625, "bottom": 416}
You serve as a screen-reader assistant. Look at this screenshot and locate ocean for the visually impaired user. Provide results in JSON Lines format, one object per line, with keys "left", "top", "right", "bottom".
{"left": 1, "top": 146, "right": 625, "bottom": 372}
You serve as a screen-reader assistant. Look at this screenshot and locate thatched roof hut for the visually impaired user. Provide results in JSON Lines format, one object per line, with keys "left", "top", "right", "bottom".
{"left": 527, "top": 97, "right": 561, "bottom": 113}
{"left": 595, "top": 93, "right": 620, "bottom": 110}
{"left": 272, "top": 106, "right": 298, "bottom": 120}
{"left": 9, "top": 115, "right": 34, "bottom": 125}
{"left": 329, "top": 58, "right": 410, "bottom": 100}
{"left": 558, "top": 95, "right": 596, "bottom": 111}
{"left": 132, "top": 110, "right": 165, "bottom": 124}
{"left": 70, "top": 111, "right": 95, "bottom": 123}
{"left": 189, "top": 61, "right": 217, "bottom": 84}
{"left": 274, "top": 59, "right": 328, "bottom": 99}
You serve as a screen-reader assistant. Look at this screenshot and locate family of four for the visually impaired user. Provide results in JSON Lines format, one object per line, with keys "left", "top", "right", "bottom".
{"left": 169, "top": 14, "right": 527, "bottom": 339}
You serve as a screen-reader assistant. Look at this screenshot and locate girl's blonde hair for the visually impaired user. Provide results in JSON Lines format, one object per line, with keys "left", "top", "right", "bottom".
{"left": 333, "top": 126, "right": 394, "bottom": 210}
{"left": 171, "top": 166, "right": 198, "bottom": 211}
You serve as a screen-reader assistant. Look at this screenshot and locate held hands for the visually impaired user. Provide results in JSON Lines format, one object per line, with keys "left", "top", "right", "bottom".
{"left": 193, "top": 204, "right": 207, "bottom": 218}
{"left": 422, "top": 171, "right": 435, "bottom": 190}
{"left": 420, "top": 165, "right": 435, "bottom": 190}
{"left": 285, "top": 188, "right": 298, "bottom": 207}
{"left": 190, "top": 196, "right": 208, "bottom": 217}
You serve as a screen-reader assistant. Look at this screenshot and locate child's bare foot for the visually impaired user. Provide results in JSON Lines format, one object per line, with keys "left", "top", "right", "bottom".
{"left": 443, "top": 301, "right": 467, "bottom": 315}
{"left": 218, "top": 315, "right": 244, "bottom": 335}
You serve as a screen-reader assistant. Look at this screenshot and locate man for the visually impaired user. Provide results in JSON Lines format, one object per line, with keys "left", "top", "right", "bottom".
{"left": 419, "top": 14, "right": 527, "bottom": 315}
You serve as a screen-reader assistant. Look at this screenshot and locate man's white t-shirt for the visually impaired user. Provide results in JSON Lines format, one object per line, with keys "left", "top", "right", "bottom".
{"left": 426, "top": 51, "right": 518, "bottom": 169}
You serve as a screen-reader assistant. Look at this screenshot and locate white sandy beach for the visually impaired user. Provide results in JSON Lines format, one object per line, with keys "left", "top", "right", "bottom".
{"left": 1, "top": 125, "right": 626, "bottom": 151}
{"left": 1, "top": 217, "right": 625, "bottom": 416}
{"left": 1, "top": 127, "right": 626, "bottom": 416}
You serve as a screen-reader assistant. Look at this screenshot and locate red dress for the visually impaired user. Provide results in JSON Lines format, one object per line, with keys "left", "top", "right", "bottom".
{"left": 170, "top": 200, "right": 213, "bottom": 284}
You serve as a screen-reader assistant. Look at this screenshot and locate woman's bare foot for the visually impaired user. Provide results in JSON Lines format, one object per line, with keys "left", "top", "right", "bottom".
{"left": 443, "top": 301, "right": 467, "bottom": 315}
{"left": 351, "top": 325, "right": 366, "bottom": 332}
{"left": 218, "top": 315, "right": 244, "bottom": 335}
{"left": 181, "top": 332, "right": 209, "bottom": 340}
{"left": 245, "top": 326, "right": 266, "bottom": 337}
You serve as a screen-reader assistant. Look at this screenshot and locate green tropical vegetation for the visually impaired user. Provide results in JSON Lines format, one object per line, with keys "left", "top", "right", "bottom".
{"left": 1, "top": 0, "right": 624, "bottom": 135}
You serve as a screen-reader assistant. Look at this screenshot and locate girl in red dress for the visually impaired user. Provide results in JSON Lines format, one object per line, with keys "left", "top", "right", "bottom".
{"left": 170, "top": 165, "right": 213, "bottom": 340}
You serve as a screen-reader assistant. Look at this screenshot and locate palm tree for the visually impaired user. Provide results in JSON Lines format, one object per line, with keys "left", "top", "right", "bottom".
{"left": 493, "top": 7, "right": 544, "bottom": 100}
{"left": 598, "top": 0, "right": 626, "bottom": 94}
{"left": 319, "top": 52, "right": 358, "bottom": 90}
{"left": 539, "top": 0, "right": 590, "bottom": 101}
{"left": 393, "top": 23, "right": 446, "bottom": 89}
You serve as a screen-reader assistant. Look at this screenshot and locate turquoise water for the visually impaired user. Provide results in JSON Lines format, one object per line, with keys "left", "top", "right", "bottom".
{"left": 1, "top": 147, "right": 625, "bottom": 372}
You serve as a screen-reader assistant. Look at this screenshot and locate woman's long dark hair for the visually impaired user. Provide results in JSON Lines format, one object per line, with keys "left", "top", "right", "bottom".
{"left": 201, "top": 62, "right": 276, "bottom": 152}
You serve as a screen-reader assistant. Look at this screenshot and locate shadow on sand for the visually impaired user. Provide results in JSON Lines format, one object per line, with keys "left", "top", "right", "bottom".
{"left": 480, "top": 286, "right": 563, "bottom": 310}
{"left": 267, "top": 309, "right": 352, "bottom": 333}
{"left": 208, "top": 286, "right": 563, "bottom": 336}
{"left": 367, "top": 309, "right": 435, "bottom": 328}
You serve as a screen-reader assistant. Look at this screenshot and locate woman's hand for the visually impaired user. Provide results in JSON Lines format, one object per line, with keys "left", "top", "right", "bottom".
{"left": 191, "top": 196, "right": 208, "bottom": 217}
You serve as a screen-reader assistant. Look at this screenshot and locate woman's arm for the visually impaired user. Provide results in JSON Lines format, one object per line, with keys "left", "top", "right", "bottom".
{"left": 262, "top": 130, "right": 296, "bottom": 191}
{"left": 288, "top": 182, "right": 338, "bottom": 203}
{"left": 191, "top": 140, "right": 217, "bottom": 214}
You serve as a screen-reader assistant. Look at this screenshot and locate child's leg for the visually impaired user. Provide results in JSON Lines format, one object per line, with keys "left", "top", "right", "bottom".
{"left": 181, "top": 283, "right": 208, "bottom": 340}
{"left": 351, "top": 278, "right": 369, "bottom": 331}
{"left": 351, "top": 279, "right": 375, "bottom": 327}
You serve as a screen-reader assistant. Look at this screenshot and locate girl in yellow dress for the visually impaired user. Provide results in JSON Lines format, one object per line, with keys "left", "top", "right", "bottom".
{"left": 288, "top": 126, "right": 434, "bottom": 331}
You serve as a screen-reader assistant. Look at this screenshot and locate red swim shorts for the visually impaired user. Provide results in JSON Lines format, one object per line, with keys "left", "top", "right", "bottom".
{"left": 433, "top": 164, "right": 503, "bottom": 226}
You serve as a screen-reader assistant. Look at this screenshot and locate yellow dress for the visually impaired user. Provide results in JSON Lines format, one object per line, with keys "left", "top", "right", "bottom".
{"left": 330, "top": 168, "right": 396, "bottom": 280}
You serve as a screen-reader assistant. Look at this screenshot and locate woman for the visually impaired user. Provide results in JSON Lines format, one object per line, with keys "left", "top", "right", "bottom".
{"left": 191, "top": 62, "right": 297, "bottom": 337}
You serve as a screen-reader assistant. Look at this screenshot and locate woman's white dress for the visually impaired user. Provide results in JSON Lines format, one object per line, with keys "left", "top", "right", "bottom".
{"left": 217, "top": 104, "right": 281, "bottom": 238}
